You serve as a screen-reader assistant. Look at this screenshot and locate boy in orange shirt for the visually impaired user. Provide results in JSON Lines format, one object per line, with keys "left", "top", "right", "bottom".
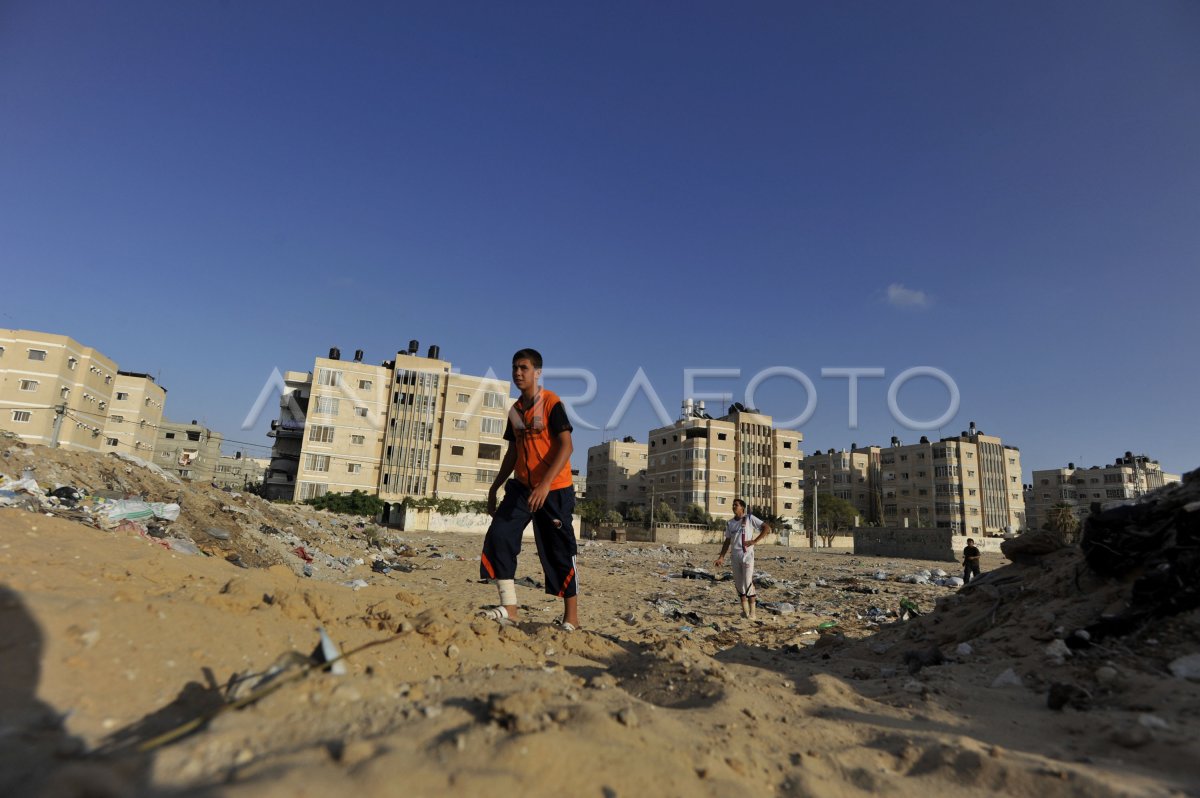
{"left": 479, "top": 349, "right": 579, "bottom": 629}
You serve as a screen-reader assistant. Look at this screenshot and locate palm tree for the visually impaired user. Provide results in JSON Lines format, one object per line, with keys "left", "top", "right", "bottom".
{"left": 1044, "top": 503, "right": 1081, "bottom": 544}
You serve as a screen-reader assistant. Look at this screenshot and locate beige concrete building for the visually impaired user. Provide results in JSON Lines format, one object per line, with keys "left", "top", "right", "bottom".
{"left": 803, "top": 424, "right": 1024, "bottom": 536}
{"left": 100, "top": 372, "right": 167, "bottom": 457}
{"left": 801, "top": 444, "right": 883, "bottom": 525}
{"left": 646, "top": 400, "right": 803, "bottom": 523}
{"left": 154, "top": 420, "right": 224, "bottom": 482}
{"left": 0, "top": 329, "right": 125, "bottom": 451}
{"left": 875, "top": 423, "right": 1025, "bottom": 536}
{"left": 213, "top": 453, "right": 269, "bottom": 491}
{"left": 585, "top": 437, "right": 648, "bottom": 512}
{"left": 267, "top": 342, "right": 510, "bottom": 505}
{"left": 1027, "top": 453, "right": 1181, "bottom": 531}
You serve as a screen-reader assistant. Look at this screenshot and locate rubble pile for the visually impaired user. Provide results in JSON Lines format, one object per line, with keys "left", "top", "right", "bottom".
{"left": 818, "top": 468, "right": 1200, "bottom": 748}
{"left": 0, "top": 441, "right": 404, "bottom": 574}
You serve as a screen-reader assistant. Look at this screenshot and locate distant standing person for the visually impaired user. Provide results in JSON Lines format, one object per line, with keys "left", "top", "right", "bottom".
{"left": 479, "top": 349, "right": 580, "bottom": 630}
{"left": 714, "top": 499, "right": 770, "bottom": 620}
{"left": 962, "top": 538, "right": 982, "bottom": 584}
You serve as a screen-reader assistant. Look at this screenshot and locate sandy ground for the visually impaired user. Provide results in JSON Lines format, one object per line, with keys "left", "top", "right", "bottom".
{"left": 2, "top": 444, "right": 1199, "bottom": 797}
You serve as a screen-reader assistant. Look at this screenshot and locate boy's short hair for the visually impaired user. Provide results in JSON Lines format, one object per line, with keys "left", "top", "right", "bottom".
{"left": 512, "top": 348, "right": 543, "bottom": 370}
{"left": 966, "top": 538, "right": 975, "bottom": 544}
{"left": 732, "top": 498, "right": 746, "bottom": 510}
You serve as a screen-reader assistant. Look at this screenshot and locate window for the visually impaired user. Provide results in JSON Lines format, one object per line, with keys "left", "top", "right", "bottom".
{"left": 115, "top": 392, "right": 129, "bottom": 400}
{"left": 304, "top": 454, "right": 331, "bottom": 472}
{"left": 351, "top": 434, "right": 365, "bottom": 445}
{"left": 11, "top": 410, "right": 31, "bottom": 423}
{"left": 298, "top": 482, "right": 329, "bottom": 500}
{"left": 110, "top": 415, "right": 124, "bottom": 424}
{"left": 309, "top": 425, "right": 335, "bottom": 443}
{"left": 18, "top": 380, "right": 38, "bottom": 391}
{"left": 317, "top": 368, "right": 342, "bottom": 387}
{"left": 484, "top": 392, "right": 504, "bottom": 408}
{"left": 784, "top": 502, "right": 793, "bottom": 510}
{"left": 354, "top": 407, "right": 369, "bottom": 418}
{"left": 347, "top": 463, "right": 362, "bottom": 474}
{"left": 105, "top": 438, "right": 118, "bottom": 446}
{"left": 451, "top": 445, "right": 465, "bottom": 456}
{"left": 358, "top": 379, "right": 372, "bottom": 390}
{"left": 478, "top": 443, "right": 502, "bottom": 460}
{"left": 783, "top": 441, "right": 791, "bottom": 449}
{"left": 476, "top": 468, "right": 498, "bottom": 483}
{"left": 718, "top": 454, "right": 727, "bottom": 462}
{"left": 453, "top": 419, "right": 468, "bottom": 430}
{"left": 67, "top": 357, "right": 77, "bottom": 370}
{"left": 717, "top": 433, "right": 727, "bottom": 440}
{"left": 457, "top": 392, "right": 470, "bottom": 404}
{"left": 447, "top": 472, "right": 462, "bottom": 483}
{"left": 28, "top": 349, "right": 47, "bottom": 361}
{"left": 481, "top": 418, "right": 504, "bottom": 435}
{"left": 60, "top": 387, "right": 70, "bottom": 399}
{"left": 165, "top": 432, "right": 175, "bottom": 439}
{"left": 784, "top": 461, "right": 792, "bottom": 469}
{"left": 314, "top": 397, "right": 340, "bottom": 416}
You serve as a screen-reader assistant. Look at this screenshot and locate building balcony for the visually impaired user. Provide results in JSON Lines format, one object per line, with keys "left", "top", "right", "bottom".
{"left": 269, "top": 419, "right": 305, "bottom": 439}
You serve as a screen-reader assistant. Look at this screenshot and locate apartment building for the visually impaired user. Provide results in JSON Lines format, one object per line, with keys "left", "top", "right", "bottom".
{"left": 645, "top": 400, "right": 804, "bottom": 522}
{"left": 154, "top": 420, "right": 224, "bottom": 482}
{"left": 802, "top": 424, "right": 1024, "bottom": 535}
{"left": 263, "top": 369, "right": 312, "bottom": 499}
{"left": 1027, "top": 453, "right": 1182, "bottom": 531}
{"left": 801, "top": 444, "right": 882, "bottom": 524}
{"left": 100, "top": 372, "right": 167, "bottom": 457}
{"left": 266, "top": 342, "right": 511, "bottom": 504}
{"left": 586, "top": 437, "right": 648, "bottom": 511}
{"left": 212, "top": 453, "right": 269, "bottom": 491}
{"left": 0, "top": 329, "right": 123, "bottom": 451}
{"left": 874, "top": 423, "right": 1025, "bottom": 536}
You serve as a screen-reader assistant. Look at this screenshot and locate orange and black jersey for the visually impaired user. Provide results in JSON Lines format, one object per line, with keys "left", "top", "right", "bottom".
{"left": 503, "top": 389, "right": 574, "bottom": 491}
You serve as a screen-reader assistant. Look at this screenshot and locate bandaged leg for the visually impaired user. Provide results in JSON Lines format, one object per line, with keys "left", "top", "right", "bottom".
{"left": 495, "top": 578, "right": 517, "bottom": 607}
{"left": 480, "top": 579, "right": 519, "bottom": 624}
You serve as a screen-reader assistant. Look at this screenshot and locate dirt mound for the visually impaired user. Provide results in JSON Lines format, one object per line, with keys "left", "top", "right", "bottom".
{"left": 3, "top": 443, "right": 1198, "bottom": 796}
{"left": 1, "top": 441, "right": 391, "bottom": 572}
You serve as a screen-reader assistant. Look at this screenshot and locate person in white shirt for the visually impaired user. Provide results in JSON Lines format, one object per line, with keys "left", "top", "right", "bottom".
{"left": 714, "top": 499, "right": 771, "bottom": 620}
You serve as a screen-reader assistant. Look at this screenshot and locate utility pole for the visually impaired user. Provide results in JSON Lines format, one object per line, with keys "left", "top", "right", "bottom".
{"left": 649, "top": 482, "right": 656, "bottom": 541}
{"left": 811, "top": 476, "right": 819, "bottom": 549}
{"left": 50, "top": 404, "right": 66, "bottom": 448}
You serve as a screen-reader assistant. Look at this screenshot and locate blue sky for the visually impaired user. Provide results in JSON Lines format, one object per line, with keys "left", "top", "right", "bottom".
{"left": 2, "top": 1, "right": 1197, "bottom": 478}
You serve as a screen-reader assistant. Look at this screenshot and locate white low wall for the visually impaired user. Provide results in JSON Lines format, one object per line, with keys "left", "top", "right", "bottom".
{"left": 401, "top": 508, "right": 582, "bottom": 539}
{"left": 951, "top": 534, "right": 1005, "bottom": 553}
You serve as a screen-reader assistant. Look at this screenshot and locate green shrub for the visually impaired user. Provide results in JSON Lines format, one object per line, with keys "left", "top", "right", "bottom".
{"left": 303, "top": 489, "right": 384, "bottom": 517}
